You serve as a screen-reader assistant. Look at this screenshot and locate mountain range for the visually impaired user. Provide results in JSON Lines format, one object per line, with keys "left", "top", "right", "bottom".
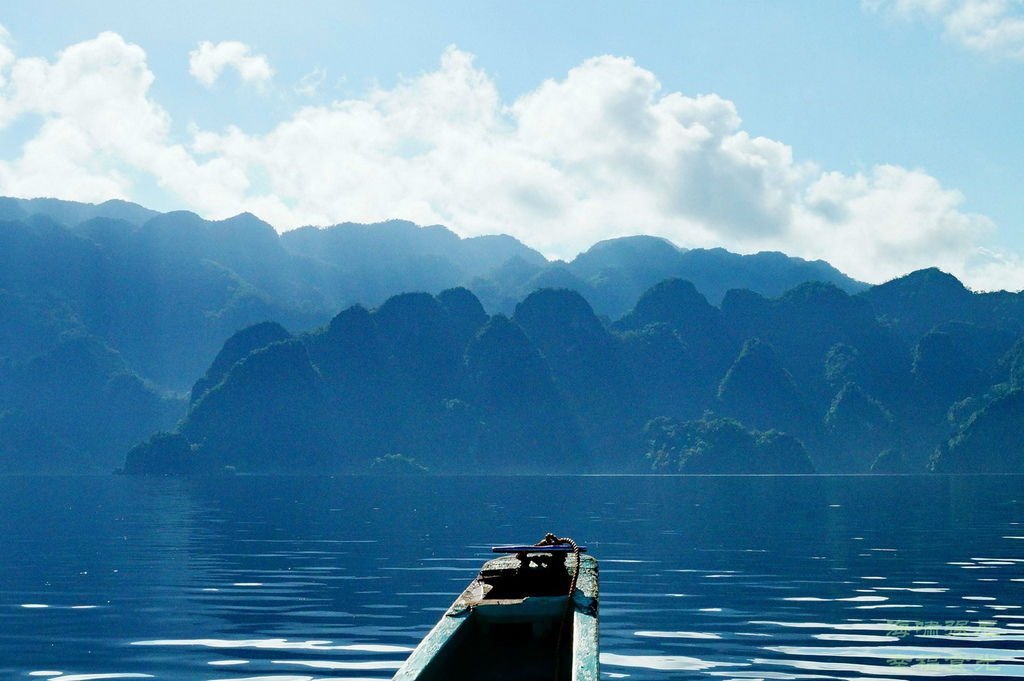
{"left": 2, "top": 196, "right": 1023, "bottom": 474}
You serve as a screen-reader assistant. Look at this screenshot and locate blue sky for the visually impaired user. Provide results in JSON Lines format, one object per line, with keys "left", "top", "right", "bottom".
{"left": 1, "top": 1, "right": 1023, "bottom": 289}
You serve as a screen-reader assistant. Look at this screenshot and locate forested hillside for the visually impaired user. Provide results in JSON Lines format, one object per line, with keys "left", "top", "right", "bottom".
{"left": 127, "top": 276, "right": 1024, "bottom": 476}
{"left": 1, "top": 197, "right": 862, "bottom": 472}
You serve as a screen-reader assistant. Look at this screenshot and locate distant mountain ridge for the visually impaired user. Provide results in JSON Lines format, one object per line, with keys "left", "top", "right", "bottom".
{"left": 565, "top": 235, "right": 866, "bottom": 315}
{"left": 0, "top": 196, "right": 160, "bottom": 227}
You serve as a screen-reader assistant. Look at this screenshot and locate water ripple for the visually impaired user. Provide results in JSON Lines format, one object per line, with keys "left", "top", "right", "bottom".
{"left": 635, "top": 630, "right": 723, "bottom": 639}
{"left": 5, "top": 474, "right": 1024, "bottom": 681}
{"left": 600, "top": 652, "right": 735, "bottom": 671}
{"left": 130, "top": 638, "right": 413, "bottom": 652}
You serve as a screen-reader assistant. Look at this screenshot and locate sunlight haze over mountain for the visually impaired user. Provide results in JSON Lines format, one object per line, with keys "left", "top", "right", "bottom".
{"left": 1, "top": 1, "right": 1023, "bottom": 289}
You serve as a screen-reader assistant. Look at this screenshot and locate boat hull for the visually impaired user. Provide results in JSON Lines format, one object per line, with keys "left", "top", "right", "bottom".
{"left": 393, "top": 552, "right": 599, "bottom": 681}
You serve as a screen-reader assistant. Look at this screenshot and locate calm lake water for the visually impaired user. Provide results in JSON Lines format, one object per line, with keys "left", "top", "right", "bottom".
{"left": 1, "top": 475, "right": 1023, "bottom": 680}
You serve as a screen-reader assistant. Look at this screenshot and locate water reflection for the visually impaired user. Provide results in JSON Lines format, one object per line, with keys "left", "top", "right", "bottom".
{"left": 0, "top": 475, "right": 1022, "bottom": 679}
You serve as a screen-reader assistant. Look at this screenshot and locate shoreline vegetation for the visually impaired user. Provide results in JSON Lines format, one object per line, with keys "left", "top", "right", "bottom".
{"left": 2, "top": 196, "right": 1024, "bottom": 476}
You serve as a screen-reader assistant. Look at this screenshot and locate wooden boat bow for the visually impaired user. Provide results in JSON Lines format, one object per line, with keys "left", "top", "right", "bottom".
{"left": 393, "top": 538, "right": 599, "bottom": 681}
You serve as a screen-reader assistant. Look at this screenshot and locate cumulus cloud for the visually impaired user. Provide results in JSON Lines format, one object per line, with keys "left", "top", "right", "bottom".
{"left": 188, "top": 40, "right": 274, "bottom": 88}
{"left": 867, "top": 0, "right": 1024, "bottom": 60}
{"left": 188, "top": 47, "right": 1004, "bottom": 287}
{"left": 0, "top": 32, "right": 1018, "bottom": 290}
{"left": 0, "top": 31, "right": 249, "bottom": 205}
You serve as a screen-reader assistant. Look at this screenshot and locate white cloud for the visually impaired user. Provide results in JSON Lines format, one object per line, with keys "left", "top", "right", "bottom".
{"left": 0, "top": 24, "right": 15, "bottom": 88}
{"left": 295, "top": 67, "right": 326, "bottom": 97}
{"left": 188, "top": 40, "right": 273, "bottom": 88}
{"left": 867, "top": 0, "right": 1024, "bottom": 60}
{"left": 0, "top": 31, "right": 248, "bottom": 205}
{"left": 796, "top": 165, "right": 995, "bottom": 284}
{"left": 0, "top": 33, "right": 1019, "bottom": 291}
{"left": 188, "top": 47, "right": 1002, "bottom": 287}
